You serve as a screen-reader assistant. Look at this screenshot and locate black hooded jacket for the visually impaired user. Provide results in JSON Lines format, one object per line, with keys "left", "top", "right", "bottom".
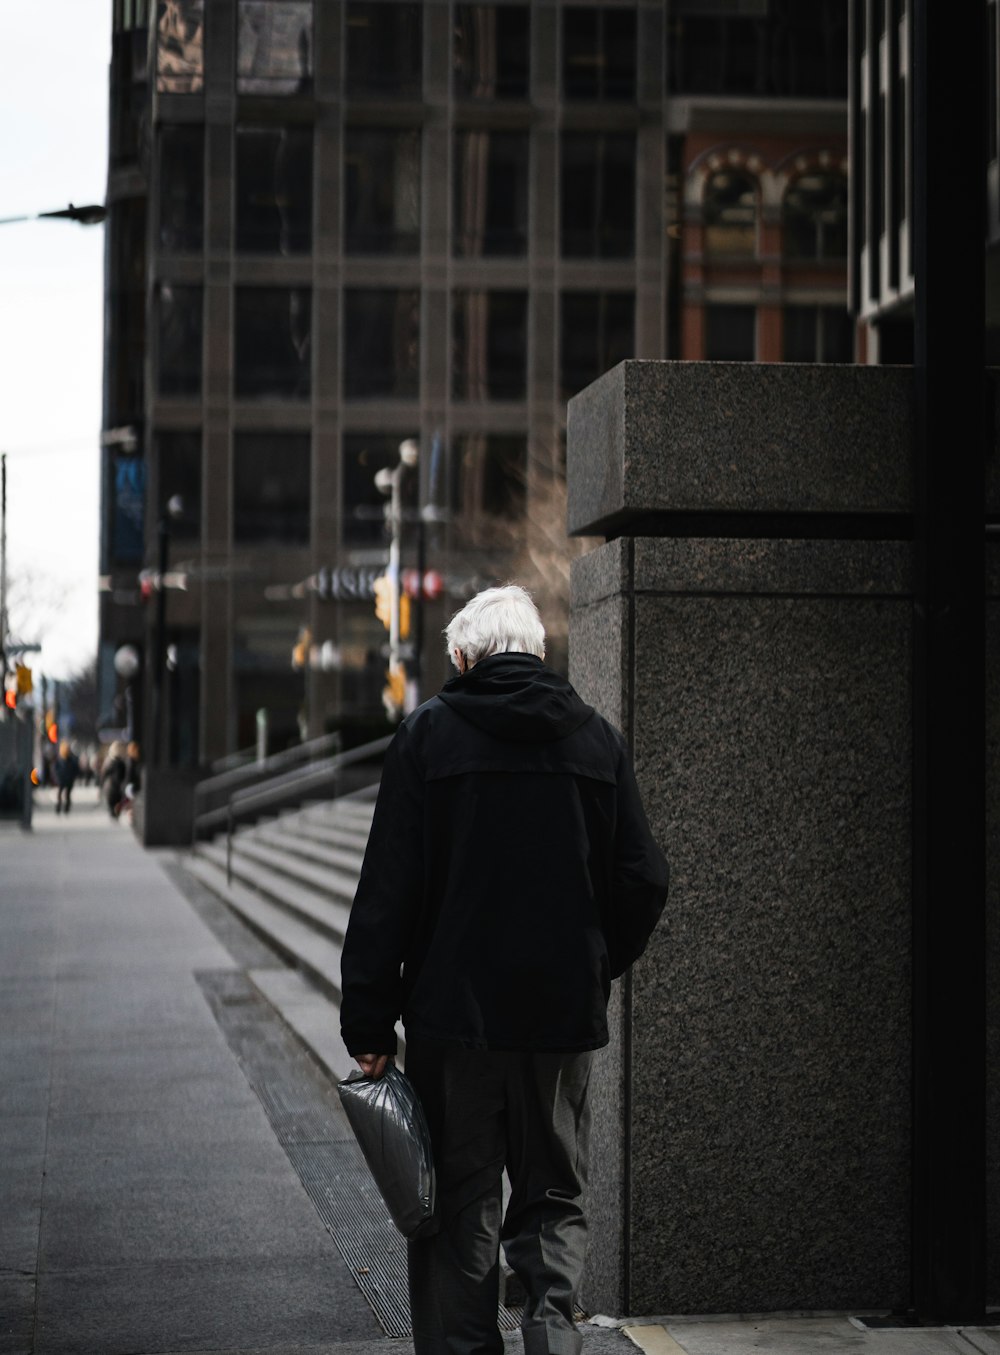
{"left": 339, "top": 653, "right": 669, "bottom": 1056}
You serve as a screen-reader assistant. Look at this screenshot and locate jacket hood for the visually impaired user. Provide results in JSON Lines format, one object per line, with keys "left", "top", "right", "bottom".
{"left": 438, "top": 653, "right": 594, "bottom": 743}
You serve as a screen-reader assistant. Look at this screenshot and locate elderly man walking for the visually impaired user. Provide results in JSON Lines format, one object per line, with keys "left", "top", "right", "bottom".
{"left": 340, "top": 585, "right": 669, "bottom": 1355}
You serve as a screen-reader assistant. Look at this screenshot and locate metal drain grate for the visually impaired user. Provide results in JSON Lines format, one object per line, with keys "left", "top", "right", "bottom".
{"left": 197, "top": 970, "right": 521, "bottom": 1337}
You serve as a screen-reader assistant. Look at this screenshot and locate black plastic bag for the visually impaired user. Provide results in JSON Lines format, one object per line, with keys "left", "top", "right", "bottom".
{"left": 337, "top": 1061, "right": 438, "bottom": 1239}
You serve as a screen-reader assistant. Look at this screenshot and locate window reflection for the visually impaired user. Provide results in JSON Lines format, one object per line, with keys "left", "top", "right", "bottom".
{"left": 450, "top": 434, "right": 527, "bottom": 530}
{"left": 783, "top": 172, "right": 848, "bottom": 260}
{"left": 783, "top": 306, "right": 853, "bottom": 362}
{"left": 703, "top": 170, "right": 757, "bottom": 257}
{"left": 346, "top": 3, "right": 422, "bottom": 98}
{"left": 560, "top": 292, "right": 634, "bottom": 399}
{"left": 238, "top": 1, "right": 313, "bottom": 95}
{"left": 344, "top": 129, "right": 421, "bottom": 254}
{"left": 156, "top": 430, "right": 201, "bottom": 540}
{"left": 156, "top": 0, "right": 204, "bottom": 93}
{"left": 233, "top": 433, "right": 310, "bottom": 544}
{"left": 705, "top": 304, "right": 756, "bottom": 361}
{"left": 453, "top": 5, "right": 530, "bottom": 100}
{"left": 159, "top": 126, "right": 204, "bottom": 252}
{"left": 342, "top": 434, "right": 412, "bottom": 543}
{"left": 236, "top": 127, "right": 313, "bottom": 254}
{"left": 563, "top": 7, "right": 636, "bottom": 101}
{"left": 157, "top": 283, "right": 203, "bottom": 396}
{"left": 454, "top": 131, "right": 529, "bottom": 257}
{"left": 343, "top": 290, "right": 420, "bottom": 399}
{"left": 561, "top": 134, "right": 635, "bottom": 258}
{"left": 234, "top": 288, "right": 312, "bottom": 398}
{"left": 453, "top": 292, "right": 528, "bottom": 401}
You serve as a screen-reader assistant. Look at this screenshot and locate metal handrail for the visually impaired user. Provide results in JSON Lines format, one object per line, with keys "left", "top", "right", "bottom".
{"left": 192, "top": 731, "right": 344, "bottom": 839}
{"left": 222, "top": 734, "right": 392, "bottom": 883}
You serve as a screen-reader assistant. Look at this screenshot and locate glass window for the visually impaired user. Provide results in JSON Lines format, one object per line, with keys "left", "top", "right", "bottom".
{"left": 453, "top": 4, "right": 530, "bottom": 99}
{"left": 342, "top": 434, "right": 415, "bottom": 543}
{"left": 158, "top": 126, "right": 204, "bottom": 252}
{"left": 703, "top": 170, "right": 757, "bottom": 257}
{"left": 156, "top": 430, "right": 201, "bottom": 539}
{"left": 454, "top": 131, "right": 529, "bottom": 257}
{"left": 450, "top": 434, "right": 527, "bottom": 527}
{"left": 233, "top": 433, "right": 310, "bottom": 544}
{"left": 561, "top": 133, "right": 635, "bottom": 258}
{"left": 157, "top": 283, "right": 203, "bottom": 396}
{"left": 783, "top": 171, "right": 848, "bottom": 260}
{"left": 344, "top": 129, "right": 421, "bottom": 254}
{"left": 236, "top": 127, "right": 313, "bottom": 254}
{"left": 560, "top": 292, "right": 634, "bottom": 399}
{"left": 667, "top": 3, "right": 847, "bottom": 99}
{"left": 343, "top": 290, "right": 420, "bottom": 399}
{"left": 346, "top": 3, "right": 422, "bottom": 98}
{"left": 563, "top": 7, "right": 636, "bottom": 101}
{"left": 156, "top": 0, "right": 204, "bottom": 93}
{"left": 237, "top": 1, "right": 313, "bottom": 95}
{"left": 705, "top": 304, "right": 756, "bottom": 361}
{"left": 234, "top": 288, "right": 312, "bottom": 398}
{"left": 783, "top": 305, "right": 853, "bottom": 363}
{"left": 453, "top": 291, "right": 528, "bottom": 400}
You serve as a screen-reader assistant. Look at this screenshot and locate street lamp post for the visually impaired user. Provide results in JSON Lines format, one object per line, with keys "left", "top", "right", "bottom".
{"left": 374, "top": 439, "right": 419, "bottom": 717}
{"left": 150, "top": 495, "right": 184, "bottom": 766}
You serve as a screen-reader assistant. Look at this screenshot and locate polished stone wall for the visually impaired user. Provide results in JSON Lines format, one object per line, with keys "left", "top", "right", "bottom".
{"left": 568, "top": 362, "right": 918, "bottom": 1315}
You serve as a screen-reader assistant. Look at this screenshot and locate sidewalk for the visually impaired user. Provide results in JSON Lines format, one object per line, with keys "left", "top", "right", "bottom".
{"left": 1, "top": 793, "right": 996, "bottom": 1355}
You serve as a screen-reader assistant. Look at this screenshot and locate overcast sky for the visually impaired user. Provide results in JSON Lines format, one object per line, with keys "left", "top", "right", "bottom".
{"left": 1, "top": 3, "right": 110, "bottom": 681}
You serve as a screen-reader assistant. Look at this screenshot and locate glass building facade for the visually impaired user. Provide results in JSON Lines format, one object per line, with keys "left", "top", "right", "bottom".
{"left": 100, "top": 0, "right": 849, "bottom": 764}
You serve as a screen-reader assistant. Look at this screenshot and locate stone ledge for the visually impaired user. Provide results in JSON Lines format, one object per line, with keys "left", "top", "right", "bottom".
{"left": 567, "top": 361, "right": 914, "bottom": 537}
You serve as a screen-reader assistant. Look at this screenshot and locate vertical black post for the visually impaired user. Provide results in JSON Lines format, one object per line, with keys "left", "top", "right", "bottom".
{"left": 911, "top": 0, "right": 986, "bottom": 1322}
{"left": 151, "top": 517, "right": 168, "bottom": 766}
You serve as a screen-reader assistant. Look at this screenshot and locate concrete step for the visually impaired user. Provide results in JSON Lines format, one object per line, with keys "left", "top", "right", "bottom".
{"left": 278, "top": 817, "right": 372, "bottom": 855}
{"left": 227, "top": 833, "right": 360, "bottom": 903}
{"left": 196, "top": 839, "right": 352, "bottom": 945}
{"left": 183, "top": 853, "right": 346, "bottom": 1002}
{"left": 247, "top": 823, "right": 367, "bottom": 876}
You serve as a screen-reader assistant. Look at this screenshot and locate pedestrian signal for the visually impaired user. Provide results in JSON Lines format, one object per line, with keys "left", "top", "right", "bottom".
{"left": 399, "top": 593, "right": 411, "bottom": 640}
{"left": 291, "top": 627, "right": 312, "bottom": 671}
{"left": 374, "top": 574, "right": 392, "bottom": 630}
{"left": 383, "top": 663, "right": 406, "bottom": 717}
{"left": 15, "top": 664, "right": 32, "bottom": 695}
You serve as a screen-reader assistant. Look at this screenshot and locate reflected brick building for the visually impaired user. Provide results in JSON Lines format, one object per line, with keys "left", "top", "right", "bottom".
{"left": 99, "top": 0, "right": 848, "bottom": 768}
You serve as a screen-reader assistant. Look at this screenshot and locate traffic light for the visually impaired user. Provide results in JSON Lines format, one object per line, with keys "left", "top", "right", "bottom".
{"left": 374, "top": 574, "right": 392, "bottom": 630}
{"left": 399, "top": 592, "right": 411, "bottom": 640}
{"left": 4, "top": 689, "right": 15, "bottom": 710}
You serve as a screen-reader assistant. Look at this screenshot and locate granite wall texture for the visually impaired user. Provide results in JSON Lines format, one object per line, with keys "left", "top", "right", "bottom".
{"left": 567, "top": 363, "right": 923, "bottom": 1315}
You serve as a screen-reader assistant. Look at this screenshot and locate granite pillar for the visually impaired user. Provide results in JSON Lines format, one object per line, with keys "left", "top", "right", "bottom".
{"left": 567, "top": 362, "right": 919, "bottom": 1315}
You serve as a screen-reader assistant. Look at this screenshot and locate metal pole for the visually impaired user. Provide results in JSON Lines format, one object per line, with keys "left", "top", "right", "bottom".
{"left": 388, "top": 467, "right": 401, "bottom": 677}
{"left": 151, "top": 517, "right": 168, "bottom": 765}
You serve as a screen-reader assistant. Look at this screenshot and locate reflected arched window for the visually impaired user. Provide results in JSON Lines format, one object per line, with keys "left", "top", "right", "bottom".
{"left": 783, "top": 171, "right": 848, "bottom": 260}
{"left": 703, "top": 169, "right": 758, "bottom": 257}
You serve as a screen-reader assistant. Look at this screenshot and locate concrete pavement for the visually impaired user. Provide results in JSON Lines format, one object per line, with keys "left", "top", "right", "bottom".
{"left": 1, "top": 790, "right": 995, "bottom": 1355}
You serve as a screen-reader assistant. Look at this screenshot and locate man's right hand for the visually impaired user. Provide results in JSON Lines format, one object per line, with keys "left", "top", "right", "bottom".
{"left": 356, "top": 1053, "right": 389, "bottom": 1079}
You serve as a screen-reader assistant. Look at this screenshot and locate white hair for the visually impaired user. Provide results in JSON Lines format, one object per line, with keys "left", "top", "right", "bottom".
{"left": 445, "top": 585, "right": 546, "bottom": 670}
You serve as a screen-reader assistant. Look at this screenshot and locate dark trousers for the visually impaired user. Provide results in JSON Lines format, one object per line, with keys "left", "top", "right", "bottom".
{"left": 404, "top": 1037, "right": 594, "bottom": 1355}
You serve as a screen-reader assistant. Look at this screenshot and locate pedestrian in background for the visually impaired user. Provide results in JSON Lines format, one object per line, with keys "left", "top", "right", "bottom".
{"left": 340, "top": 584, "right": 669, "bottom": 1355}
{"left": 53, "top": 741, "right": 79, "bottom": 815}
{"left": 100, "top": 741, "right": 127, "bottom": 818}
